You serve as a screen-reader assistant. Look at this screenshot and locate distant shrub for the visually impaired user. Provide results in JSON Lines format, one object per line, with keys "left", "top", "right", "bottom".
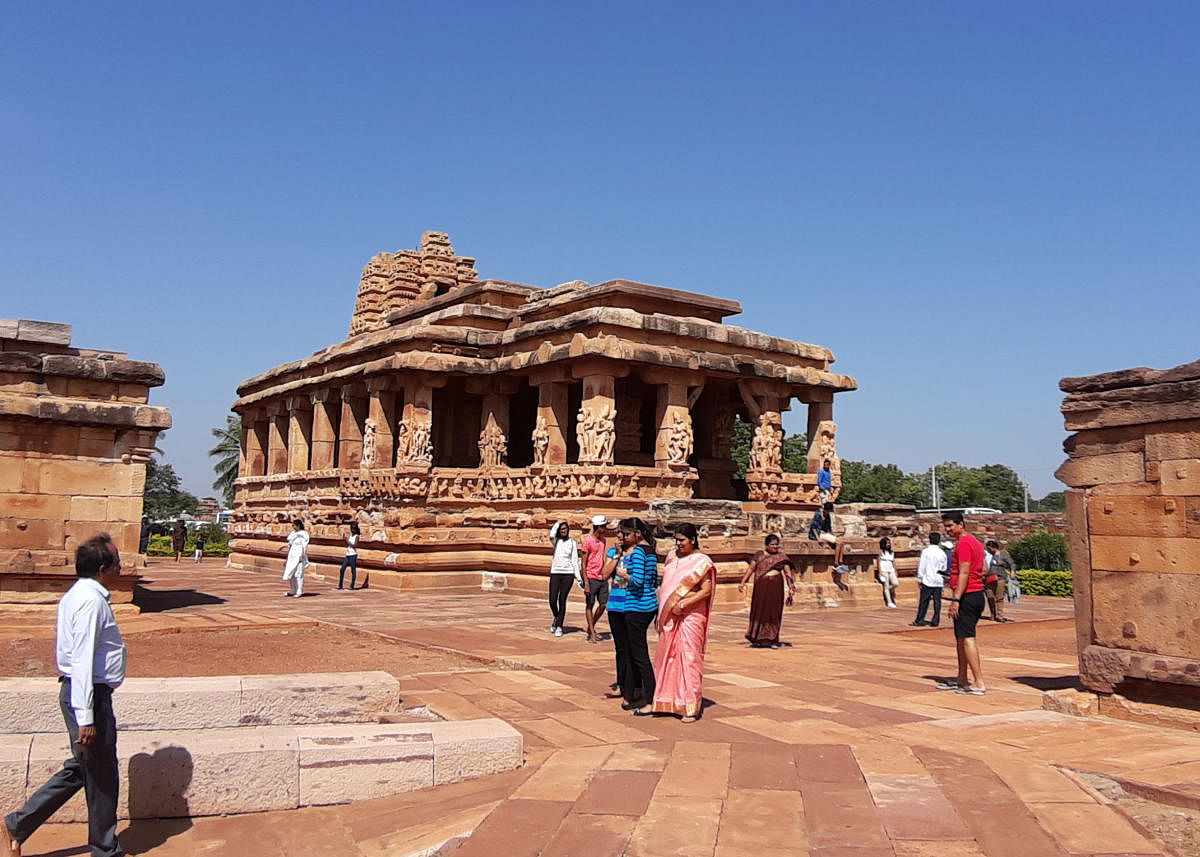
{"left": 1014, "top": 569, "right": 1073, "bottom": 597}
{"left": 146, "top": 534, "right": 173, "bottom": 557}
{"left": 1008, "top": 530, "right": 1070, "bottom": 571}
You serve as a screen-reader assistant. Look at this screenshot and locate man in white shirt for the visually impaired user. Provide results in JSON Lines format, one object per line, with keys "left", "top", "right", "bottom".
{"left": 911, "top": 531, "right": 949, "bottom": 627}
{"left": 3, "top": 534, "right": 127, "bottom": 857}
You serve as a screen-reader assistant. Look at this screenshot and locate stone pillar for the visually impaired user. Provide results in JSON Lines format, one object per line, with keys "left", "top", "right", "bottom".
{"left": 267, "top": 406, "right": 289, "bottom": 475}
{"left": 287, "top": 397, "right": 312, "bottom": 473}
{"left": 747, "top": 397, "right": 784, "bottom": 475}
{"left": 338, "top": 386, "right": 366, "bottom": 469}
{"left": 309, "top": 390, "right": 338, "bottom": 470}
{"left": 577, "top": 374, "right": 616, "bottom": 465}
{"left": 398, "top": 380, "right": 434, "bottom": 466}
{"left": 367, "top": 379, "right": 397, "bottom": 469}
{"left": 243, "top": 411, "right": 266, "bottom": 477}
{"left": 806, "top": 396, "right": 833, "bottom": 470}
{"left": 534, "top": 381, "right": 568, "bottom": 466}
{"left": 654, "top": 381, "right": 692, "bottom": 468}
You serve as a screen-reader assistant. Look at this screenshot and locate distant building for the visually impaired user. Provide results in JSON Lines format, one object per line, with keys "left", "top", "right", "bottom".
{"left": 195, "top": 497, "right": 221, "bottom": 523}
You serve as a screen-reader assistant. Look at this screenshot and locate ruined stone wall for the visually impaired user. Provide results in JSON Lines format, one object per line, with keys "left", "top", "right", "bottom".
{"left": 1057, "top": 358, "right": 1200, "bottom": 701}
{"left": 0, "top": 320, "right": 170, "bottom": 603}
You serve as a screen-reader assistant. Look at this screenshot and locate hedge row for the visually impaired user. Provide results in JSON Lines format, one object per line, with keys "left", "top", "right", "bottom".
{"left": 146, "top": 532, "right": 231, "bottom": 558}
{"left": 1013, "top": 569, "right": 1073, "bottom": 597}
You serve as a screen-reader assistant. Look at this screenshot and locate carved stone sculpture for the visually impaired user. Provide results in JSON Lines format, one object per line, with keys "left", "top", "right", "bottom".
{"left": 812, "top": 419, "right": 840, "bottom": 499}
{"left": 748, "top": 411, "right": 783, "bottom": 473}
{"left": 408, "top": 421, "right": 432, "bottom": 463}
{"left": 596, "top": 404, "right": 616, "bottom": 462}
{"left": 532, "top": 416, "right": 550, "bottom": 465}
{"left": 478, "top": 421, "right": 508, "bottom": 469}
{"left": 361, "top": 418, "right": 378, "bottom": 469}
{"left": 665, "top": 411, "right": 692, "bottom": 465}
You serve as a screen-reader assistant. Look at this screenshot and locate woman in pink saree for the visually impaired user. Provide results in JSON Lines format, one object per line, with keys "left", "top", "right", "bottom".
{"left": 639, "top": 523, "right": 715, "bottom": 723}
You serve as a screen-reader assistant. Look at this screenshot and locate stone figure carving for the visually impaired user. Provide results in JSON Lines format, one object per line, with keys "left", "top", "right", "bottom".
{"left": 578, "top": 403, "right": 615, "bottom": 463}
{"left": 812, "top": 419, "right": 841, "bottom": 499}
{"left": 748, "top": 411, "right": 783, "bottom": 473}
{"left": 478, "top": 421, "right": 507, "bottom": 469}
{"left": 665, "top": 411, "right": 692, "bottom": 465}
{"left": 361, "top": 418, "right": 378, "bottom": 469}
{"left": 394, "top": 420, "right": 410, "bottom": 462}
{"left": 532, "top": 416, "right": 550, "bottom": 465}
{"left": 408, "top": 421, "right": 432, "bottom": 463}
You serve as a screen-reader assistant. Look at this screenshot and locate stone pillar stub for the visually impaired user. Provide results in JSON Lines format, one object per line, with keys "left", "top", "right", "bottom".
{"left": 367, "top": 385, "right": 397, "bottom": 469}
{"left": 654, "top": 381, "right": 692, "bottom": 468}
{"left": 535, "top": 381, "right": 569, "bottom": 466}
{"left": 339, "top": 386, "right": 366, "bottom": 470}
{"left": 267, "top": 410, "right": 289, "bottom": 476}
{"left": 806, "top": 399, "right": 833, "bottom": 468}
{"left": 310, "top": 392, "right": 338, "bottom": 470}
{"left": 577, "top": 374, "right": 616, "bottom": 465}
{"left": 287, "top": 397, "right": 312, "bottom": 473}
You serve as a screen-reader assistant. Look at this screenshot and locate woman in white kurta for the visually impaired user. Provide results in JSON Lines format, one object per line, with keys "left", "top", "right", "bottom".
{"left": 282, "top": 519, "right": 310, "bottom": 597}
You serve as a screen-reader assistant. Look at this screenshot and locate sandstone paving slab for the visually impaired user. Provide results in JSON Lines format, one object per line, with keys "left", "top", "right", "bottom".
{"left": 511, "top": 745, "right": 613, "bottom": 801}
{"left": 541, "top": 811, "right": 639, "bottom": 857}
{"left": 714, "top": 788, "right": 807, "bottom": 856}
{"left": 238, "top": 671, "right": 400, "bottom": 726}
{"left": 553, "top": 710, "right": 660, "bottom": 745}
{"left": 892, "top": 844, "right": 986, "bottom": 857}
{"left": 865, "top": 774, "right": 971, "bottom": 840}
{"left": 514, "top": 716, "right": 604, "bottom": 749}
{"left": 450, "top": 798, "right": 574, "bottom": 857}
{"left": 729, "top": 743, "right": 802, "bottom": 790}
{"left": 849, "top": 741, "right": 927, "bottom": 776}
{"left": 914, "top": 746, "right": 1072, "bottom": 857}
{"left": 794, "top": 743, "right": 866, "bottom": 783}
{"left": 798, "top": 781, "right": 891, "bottom": 852}
{"left": 654, "top": 739, "right": 730, "bottom": 799}
{"left": 706, "top": 671, "right": 782, "bottom": 688}
{"left": 987, "top": 760, "right": 1097, "bottom": 804}
{"left": 1028, "top": 802, "right": 1167, "bottom": 855}
{"left": 602, "top": 741, "right": 671, "bottom": 771}
{"left": 626, "top": 795, "right": 723, "bottom": 857}
{"left": 575, "top": 769, "right": 661, "bottom": 816}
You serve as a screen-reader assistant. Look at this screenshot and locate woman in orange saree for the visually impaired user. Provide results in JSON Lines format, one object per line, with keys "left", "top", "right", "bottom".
{"left": 638, "top": 523, "right": 715, "bottom": 723}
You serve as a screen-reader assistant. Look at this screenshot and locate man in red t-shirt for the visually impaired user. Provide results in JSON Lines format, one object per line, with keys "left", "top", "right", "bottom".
{"left": 935, "top": 511, "right": 987, "bottom": 695}
{"left": 579, "top": 514, "right": 615, "bottom": 643}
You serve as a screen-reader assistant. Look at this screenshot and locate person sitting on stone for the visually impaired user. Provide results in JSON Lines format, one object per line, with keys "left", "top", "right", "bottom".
{"left": 808, "top": 501, "right": 850, "bottom": 589}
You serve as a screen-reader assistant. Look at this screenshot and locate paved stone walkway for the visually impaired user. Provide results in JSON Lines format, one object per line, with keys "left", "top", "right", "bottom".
{"left": 8, "top": 561, "right": 1198, "bottom": 856}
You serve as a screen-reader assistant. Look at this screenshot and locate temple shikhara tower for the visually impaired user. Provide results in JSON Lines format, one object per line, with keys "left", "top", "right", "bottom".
{"left": 230, "top": 232, "right": 857, "bottom": 598}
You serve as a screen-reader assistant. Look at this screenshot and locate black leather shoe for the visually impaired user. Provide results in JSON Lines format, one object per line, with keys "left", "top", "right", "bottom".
{"left": 620, "top": 700, "right": 645, "bottom": 711}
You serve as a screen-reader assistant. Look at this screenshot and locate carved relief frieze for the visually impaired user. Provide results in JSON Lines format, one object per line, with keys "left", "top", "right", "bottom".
{"left": 576, "top": 403, "right": 616, "bottom": 463}
{"left": 747, "top": 411, "right": 783, "bottom": 473}
{"left": 812, "top": 419, "right": 841, "bottom": 501}
{"left": 478, "top": 421, "right": 508, "bottom": 469}
{"left": 531, "top": 416, "right": 550, "bottom": 465}
{"left": 745, "top": 473, "right": 818, "bottom": 504}
{"left": 665, "top": 411, "right": 693, "bottom": 466}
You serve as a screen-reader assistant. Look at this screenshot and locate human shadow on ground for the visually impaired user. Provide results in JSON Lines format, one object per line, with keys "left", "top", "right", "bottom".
{"left": 133, "top": 586, "right": 226, "bottom": 613}
{"left": 119, "top": 745, "right": 194, "bottom": 854}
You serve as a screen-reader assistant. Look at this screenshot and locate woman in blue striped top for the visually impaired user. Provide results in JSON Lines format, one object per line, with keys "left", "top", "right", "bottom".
{"left": 605, "top": 517, "right": 659, "bottom": 711}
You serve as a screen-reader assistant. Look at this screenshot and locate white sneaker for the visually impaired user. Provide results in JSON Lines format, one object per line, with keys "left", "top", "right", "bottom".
{"left": 550, "top": 624, "right": 557, "bottom": 634}
{"left": 887, "top": 603, "right": 898, "bottom": 609}
{"left": 554, "top": 627, "right": 563, "bottom": 637}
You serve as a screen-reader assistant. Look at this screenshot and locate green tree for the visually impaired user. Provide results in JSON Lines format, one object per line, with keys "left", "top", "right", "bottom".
{"left": 781, "top": 433, "right": 808, "bottom": 473}
{"left": 839, "top": 461, "right": 926, "bottom": 505}
{"left": 142, "top": 457, "right": 200, "bottom": 520}
{"left": 1033, "top": 491, "right": 1066, "bottom": 512}
{"left": 208, "top": 414, "right": 241, "bottom": 507}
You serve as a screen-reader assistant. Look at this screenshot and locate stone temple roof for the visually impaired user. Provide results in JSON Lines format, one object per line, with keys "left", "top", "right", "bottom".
{"left": 235, "top": 232, "right": 856, "bottom": 405}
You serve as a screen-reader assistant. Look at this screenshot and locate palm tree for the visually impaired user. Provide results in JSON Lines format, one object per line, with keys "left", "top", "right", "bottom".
{"left": 208, "top": 414, "right": 241, "bottom": 507}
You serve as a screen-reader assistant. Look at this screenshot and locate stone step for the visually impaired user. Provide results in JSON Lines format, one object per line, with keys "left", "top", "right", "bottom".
{"left": 0, "top": 670, "right": 400, "bottom": 732}
{"left": 0, "top": 717, "right": 522, "bottom": 822}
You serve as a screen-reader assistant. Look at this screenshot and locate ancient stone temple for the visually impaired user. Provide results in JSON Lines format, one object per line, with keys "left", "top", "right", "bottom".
{"left": 0, "top": 319, "right": 170, "bottom": 604}
{"left": 1058, "top": 358, "right": 1200, "bottom": 709}
{"left": 229, "top": 232, "right": 857, "bottom": 599}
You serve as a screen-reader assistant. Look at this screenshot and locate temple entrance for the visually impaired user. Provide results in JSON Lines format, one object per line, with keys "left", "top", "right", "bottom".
{"left": 432, "top": 379, "right": 482, "bottom": 468}
{"left": 507, "top": 381, "right": 538, "bottom": 468}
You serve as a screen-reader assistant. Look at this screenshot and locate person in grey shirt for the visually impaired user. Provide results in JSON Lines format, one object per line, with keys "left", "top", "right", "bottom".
{"left": 3, "top": 534, "right": 127, "bottom": 857}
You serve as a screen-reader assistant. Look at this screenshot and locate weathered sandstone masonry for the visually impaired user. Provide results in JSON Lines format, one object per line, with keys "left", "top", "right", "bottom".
{"left": 230, "top": 232, "right": 859, "bottom": 602}
{"left": 0, "top": 319, "right": 169, "bottom": 604}
{"left": 1057, "top": 358, "right": 1200, "bottom": 702}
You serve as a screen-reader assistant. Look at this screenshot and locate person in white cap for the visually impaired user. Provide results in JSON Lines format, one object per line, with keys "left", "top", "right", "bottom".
{"left": 580, "top": 514, "right": 615, "bottom": 643}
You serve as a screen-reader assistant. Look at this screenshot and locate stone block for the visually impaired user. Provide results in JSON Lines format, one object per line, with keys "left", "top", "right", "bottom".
{"left": 26, "top": 732, "right": 102, "bottom": 822}
{"left": 0, "top": 734, "right": 31, "bottom": 812}
{"left": 297, "top": 724, "right": 434, "bottom": 805}
{"left": 238, "top": 671, "right": 400, "bottom": 726}
{"left": 1040, "top": 688, "right": 1099, "bottom": 717}
{"left": 70, "top": 495, "right": 110, "bottom": 523}
{"left": 116, "top": 677, "right": 243, "bottom": 731}
{"left": 38, "top": 459, "right": 134, "bottom": 496}
{"left": 1091, "top": 570, "right": 1200, "bottom": 659}
{"left": 1158, "top": 458, "right": 1200, "bottom": 496}
{"left": 2, "top": 494, "right": 70, "bottom": 520}
{"left": 429, "top": 718, "right": 523, "bottom": 785}
{"left": 121, "top": 727, "right": 299, "bottom": 818}
{"left": 0, "top": 517, "right": 65, "bottom": 551}
{"left": 0, "top": 352, "right": 42, "bottom": 372}
{"left": 1087, "top": 495, "right": 1188, "bottom": 538}
{"left": 41, "top": 355, "right": 107, "bottom": 381}
{"left": 1065, "top": 490, "right": 1093, "bottom": 662}
{"left": 1054, "top": 451, "right": 1145, "bottom": 488}
{"left": 1090, "top": 535, "right": 1200, "bottom": 575}
{"left": 105, "top": 360, "right": 166, "bottom": 386}
{"left": 0, "top": 319, "right": 18, "bottom": 340}
{"left": 15, "top": 320, "right": 71, "bottom": 346}
{"left": 1145, "top": 423, "right": 1200, "bottom": 460}
{"left": 0, "top": 679, "right": 68, "bottom": 733}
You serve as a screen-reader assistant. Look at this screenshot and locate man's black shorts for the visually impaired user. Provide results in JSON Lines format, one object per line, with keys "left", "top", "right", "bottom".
{"left": 953, "top": 590, "right": 985, "bottom": 638}
{"left": 585, "top": 578, "right": 609, "bottom": 608}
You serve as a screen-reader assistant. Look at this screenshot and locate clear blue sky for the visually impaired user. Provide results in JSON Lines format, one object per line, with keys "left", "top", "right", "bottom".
{"left": 4, "top": 2, "right": 1198, "bottom": 502}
